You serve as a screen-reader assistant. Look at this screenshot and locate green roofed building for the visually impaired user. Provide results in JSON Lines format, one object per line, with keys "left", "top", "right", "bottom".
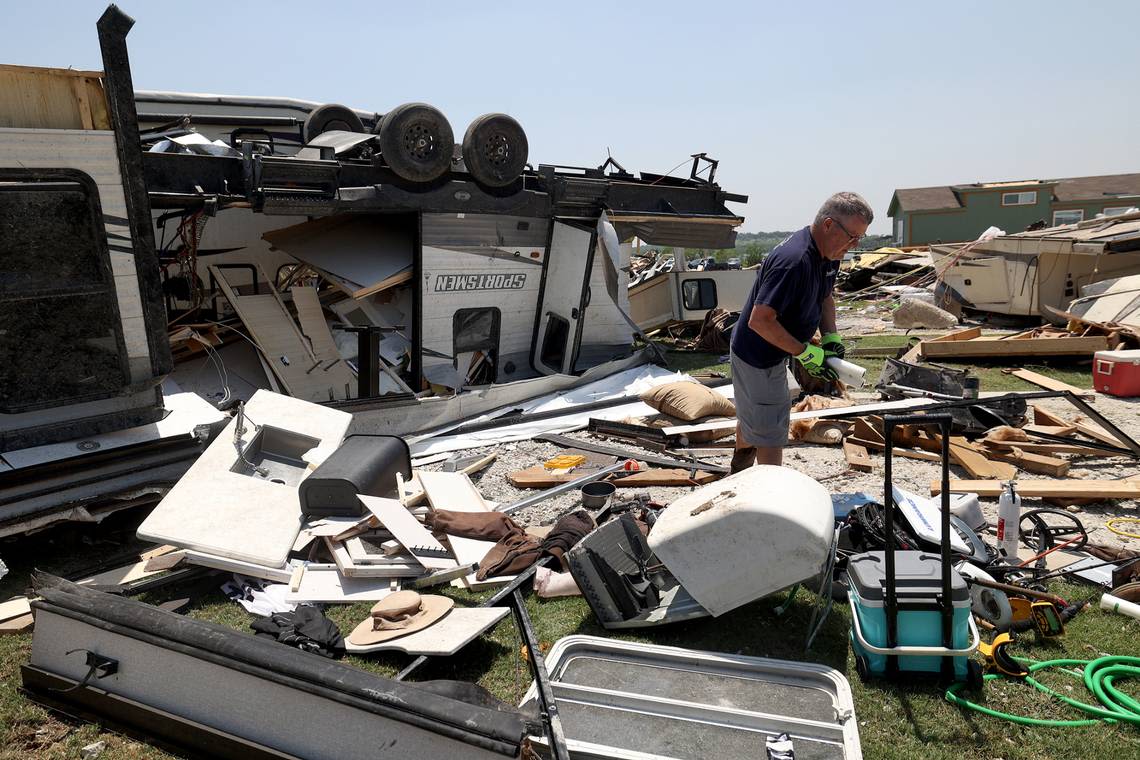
{"left": 888, "top": 172, "right": 1140, "bottom": 246}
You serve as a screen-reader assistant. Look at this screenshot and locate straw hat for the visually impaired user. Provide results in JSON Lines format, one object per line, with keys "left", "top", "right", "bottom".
{"left": 347, "top": 590, "right": 454, "bottom": 646}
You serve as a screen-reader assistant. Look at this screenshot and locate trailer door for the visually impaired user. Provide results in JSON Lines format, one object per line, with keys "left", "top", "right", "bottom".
{"left": 532, "top": 221, "right": 594, "bottom": 374}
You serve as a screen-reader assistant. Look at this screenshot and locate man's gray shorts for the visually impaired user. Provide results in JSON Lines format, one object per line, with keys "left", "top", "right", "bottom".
{"left": 731, "top": 351, "right": 793, "bottom": 448}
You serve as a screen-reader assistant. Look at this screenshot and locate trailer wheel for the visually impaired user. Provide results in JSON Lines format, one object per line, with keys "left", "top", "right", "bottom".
{"left": 303, "top": 104, "right": 365, "bottom": 143}
{"left": 854, "top": 655, "right": 870, "bottom": 683}
{"left": 461, "top": 113, "right": 528, "bottom": 187}
{"left": 377, "top": 102, "right": 454, "bottom": 183}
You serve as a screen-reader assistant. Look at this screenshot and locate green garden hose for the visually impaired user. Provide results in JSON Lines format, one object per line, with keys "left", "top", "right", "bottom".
{"left": 946, "top": 656, "right": 1140, "bottom": 727}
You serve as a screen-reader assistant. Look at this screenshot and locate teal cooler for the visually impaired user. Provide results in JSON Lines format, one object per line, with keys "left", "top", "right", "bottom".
{"left": 848, "top": 551, "right": 976, "bottom": 679}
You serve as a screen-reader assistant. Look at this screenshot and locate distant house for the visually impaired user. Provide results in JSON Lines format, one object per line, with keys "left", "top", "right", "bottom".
{"left": 888, "top": 172, "right": 1140, "bottom": 246}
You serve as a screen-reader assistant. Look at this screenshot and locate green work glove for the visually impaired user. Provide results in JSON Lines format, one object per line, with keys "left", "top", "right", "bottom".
{"left": 821, "top": 331, "right": 845, "bottom": 360}
{"left": 794, "top": 344, "right": 829, "bottom": 377}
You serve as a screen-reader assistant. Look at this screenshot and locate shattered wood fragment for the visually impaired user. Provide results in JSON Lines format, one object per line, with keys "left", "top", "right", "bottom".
{"left": 846, "top": 436, "right": 941, "bottom": 462}
{"left": 978, "top": 446, "right": 1070, "bottom": 477}
{"left": 843, "top": 441, "right": 873, "bottom": 472}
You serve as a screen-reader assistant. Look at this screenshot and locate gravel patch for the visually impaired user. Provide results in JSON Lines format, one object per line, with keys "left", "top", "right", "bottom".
{"left": 424, "top": 391, "right": 1140, "bottom": 553}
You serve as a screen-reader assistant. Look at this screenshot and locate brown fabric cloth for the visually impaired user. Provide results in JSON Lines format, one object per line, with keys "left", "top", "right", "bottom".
{"left": 476, "top": 509, "right": 597, "bottom": 580}
{"left": 540, "top": 510, "right": 595, "bottom": 571}
{"left": 430, "top": 509, "right": 520, "bottom": 542}
{"left": 477, "top": 532, "right": 541, "bottom": 580}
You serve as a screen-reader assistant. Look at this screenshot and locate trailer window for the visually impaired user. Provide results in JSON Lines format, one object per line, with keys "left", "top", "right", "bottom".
{"left": 453, "top": 307, "right": 500, "bottom": 384}
{"left": 0, "top": 175, "right": 127, "bottom": 412}
{"left": 682, "top": 278, "right": 717, "bottom": 311}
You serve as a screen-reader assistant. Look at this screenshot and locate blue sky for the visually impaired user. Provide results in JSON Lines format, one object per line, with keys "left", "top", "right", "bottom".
{"left": 6, "top": 1, "right": 1139, "bottom": 233}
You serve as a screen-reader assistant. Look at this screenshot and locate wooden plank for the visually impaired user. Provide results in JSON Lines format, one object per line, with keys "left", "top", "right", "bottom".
{"left": 927, "top": 326, "right": 982, "bottom": 342}
{"left": 852, "top": 418, "right": 884, "bottom": 444}
{"left": 1032, "top": 405, "right": 1069, "bottom": 427}
{"left": 843, "top": 441, "right": 873, "bottom": 472}
{"left": 507, "top": 466, "right": 717, "bottom": 489}
{"left": 982, "top": 440, "right": 1114, "bottom": 456}
{"left": 932, "top": 479, "right": 1140, "bottom": 499}
{"left": 1007, "top": 369, "right": 1092, "bottom": 396}
{"left": 846, "top": 436, "right": 942, "bottom": 462}
{"left": 894, "top": 429, "right": 1016, "bottom": 480}
{"left": 417, "top": 471, "right": 513, "bottom": 589}
{"left": 0, "top": 613, "right": 34, "bottom": 635}
{"left": 0, "top": 597, "right": 32, "bottom": 623}
{"left": 979, "top": 446, "right": 1071, "bottom": 477}
{"left": 920, "top": 335, "right": 1109, "bottom": 359}
{"left": 1033, "top": 405, "right": 1124, "bottom": 448}
{"left": 1023, "top": 424, "right": 1077, "bottom": 437}
{"left": 357, "top": 495, "right": 455, "bottom": 570}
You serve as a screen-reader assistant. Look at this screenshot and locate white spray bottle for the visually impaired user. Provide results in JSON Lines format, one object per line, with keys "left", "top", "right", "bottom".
{"left": 996, "top": 480, "right": 1021, "bottom": 559}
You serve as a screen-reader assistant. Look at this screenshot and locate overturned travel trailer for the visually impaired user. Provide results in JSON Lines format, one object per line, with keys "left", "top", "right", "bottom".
{"left": 139, "top": 99, "right": 747, "bottom": 435}
{"left": 0, "top": 5, "right": 746, "bottom": 534}
{"left": 931, "top": 214, "right": 1140, "bottom": 320}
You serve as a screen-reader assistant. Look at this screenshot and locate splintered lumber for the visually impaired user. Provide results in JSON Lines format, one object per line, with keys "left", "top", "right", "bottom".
{"left": 1032, "top": 405, "right": 1127, "bottom": 448}
{"left": 1006, "top": 369, "right": 1092, "bottom": 396}
{"left": 852, "top": 418, "right": 884, "bottom": 444}
{"left": 894, "top": 428, "right": 1016, "bottom": 479}
{"left": 843, "top": 441, "right": 873, "bottom": 472}
{"left": 983, "top": 440, "right": 1116, "bottom": 456}
{"left": 978, "top": 446, "right": 1070, "bottom": 477}
{"left": 920, "top": 334, "right": 1109, "bottom": 359}
{"left": 847, "top": 436, "right": 941, "bottom": 462}
{"left": 507, "top": 466, "right": 717, "bottom": 489}
{"left": 926, "top": 326, "right": 982, "bottom": 343}
{"left": 932, "top": 479, "right": 1140, "bottom": 499}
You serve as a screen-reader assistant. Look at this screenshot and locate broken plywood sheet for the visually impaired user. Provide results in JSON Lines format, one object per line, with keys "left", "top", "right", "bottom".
{"left": 291, "top": 285, "right": 344, "bottom": 364}
{"left": 284, "top": 565, "right": 395, "bottom": 603}
{"left": 344, "top": 607, "right": 510, "bottom": 656}
{"left": 211, "top": 266, "right": 354, "bottom": 402}
{"left": 138, "top": 390, "right": 352, "bottom": 568}
{"left": 263, "top": 215, "right": 413, "bottom": 298}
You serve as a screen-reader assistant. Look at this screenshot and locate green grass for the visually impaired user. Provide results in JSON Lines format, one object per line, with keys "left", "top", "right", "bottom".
{"left": 4, "top": 524, "right": 1139, "bottom": 760}
{"left": 0, "top": 343, "right": 1125, "bottom": 759}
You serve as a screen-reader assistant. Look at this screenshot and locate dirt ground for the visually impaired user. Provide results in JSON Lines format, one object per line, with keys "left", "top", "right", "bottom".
{"left": 440, "top": 391, "right": 1140, "bottom": 554}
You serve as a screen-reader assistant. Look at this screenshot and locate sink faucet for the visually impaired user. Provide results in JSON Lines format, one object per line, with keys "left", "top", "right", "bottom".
{"left": 233, "top": 402, "right": 269, "bottom": 477}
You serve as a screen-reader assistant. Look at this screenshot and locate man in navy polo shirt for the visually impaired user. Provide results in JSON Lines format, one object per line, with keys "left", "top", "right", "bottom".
{"left": 729, "top": 192, "right": 873, "bottom": 472}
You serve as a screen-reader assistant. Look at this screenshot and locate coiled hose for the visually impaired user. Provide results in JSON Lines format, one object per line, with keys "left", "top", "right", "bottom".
{"left": 946, "top": 656, "right": 1140, "bottom": 727}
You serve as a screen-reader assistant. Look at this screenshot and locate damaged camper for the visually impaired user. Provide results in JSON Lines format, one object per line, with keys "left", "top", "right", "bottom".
{"left": 137, "top": 87, "right": 746, "bottom": 436}
{"left": 0, "top": 5, "right": 746, "bottom": 534}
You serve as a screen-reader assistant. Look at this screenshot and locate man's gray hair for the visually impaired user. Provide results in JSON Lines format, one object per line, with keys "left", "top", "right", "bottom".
{"left": 814, "top": 192, "right": 874, "bottom": 227}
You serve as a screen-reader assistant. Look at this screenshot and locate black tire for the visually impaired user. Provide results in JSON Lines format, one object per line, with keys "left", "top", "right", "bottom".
{"left": 461, "top": 113, "right": 528, "bottom": 187}
{"left": 303, "top": 104, "right": 365, "bottom": 143}
{"left": 377, "top": 102, "right": 454, "bottom": 183}
{"left": 854, "top": 655, "right": 870, "bottom": 683}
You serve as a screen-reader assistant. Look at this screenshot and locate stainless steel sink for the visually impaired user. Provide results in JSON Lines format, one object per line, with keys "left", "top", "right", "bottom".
{"left": 231, "top": 425, "right": 321, "bottom": 486}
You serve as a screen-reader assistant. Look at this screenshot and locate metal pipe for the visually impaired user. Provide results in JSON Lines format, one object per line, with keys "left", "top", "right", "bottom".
{"left": 511, "top": 588, "right": 570, "bottom": 760}
{"left": 499, "top": 461, "right": 627, "bottom": 515}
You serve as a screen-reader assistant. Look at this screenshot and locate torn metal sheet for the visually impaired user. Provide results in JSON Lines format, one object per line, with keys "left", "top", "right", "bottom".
{"left": 408, "top": 365, "right": 733, "bottom": 457}
{"left": 25, "top": 573, "right": 528, "bottom": 759}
